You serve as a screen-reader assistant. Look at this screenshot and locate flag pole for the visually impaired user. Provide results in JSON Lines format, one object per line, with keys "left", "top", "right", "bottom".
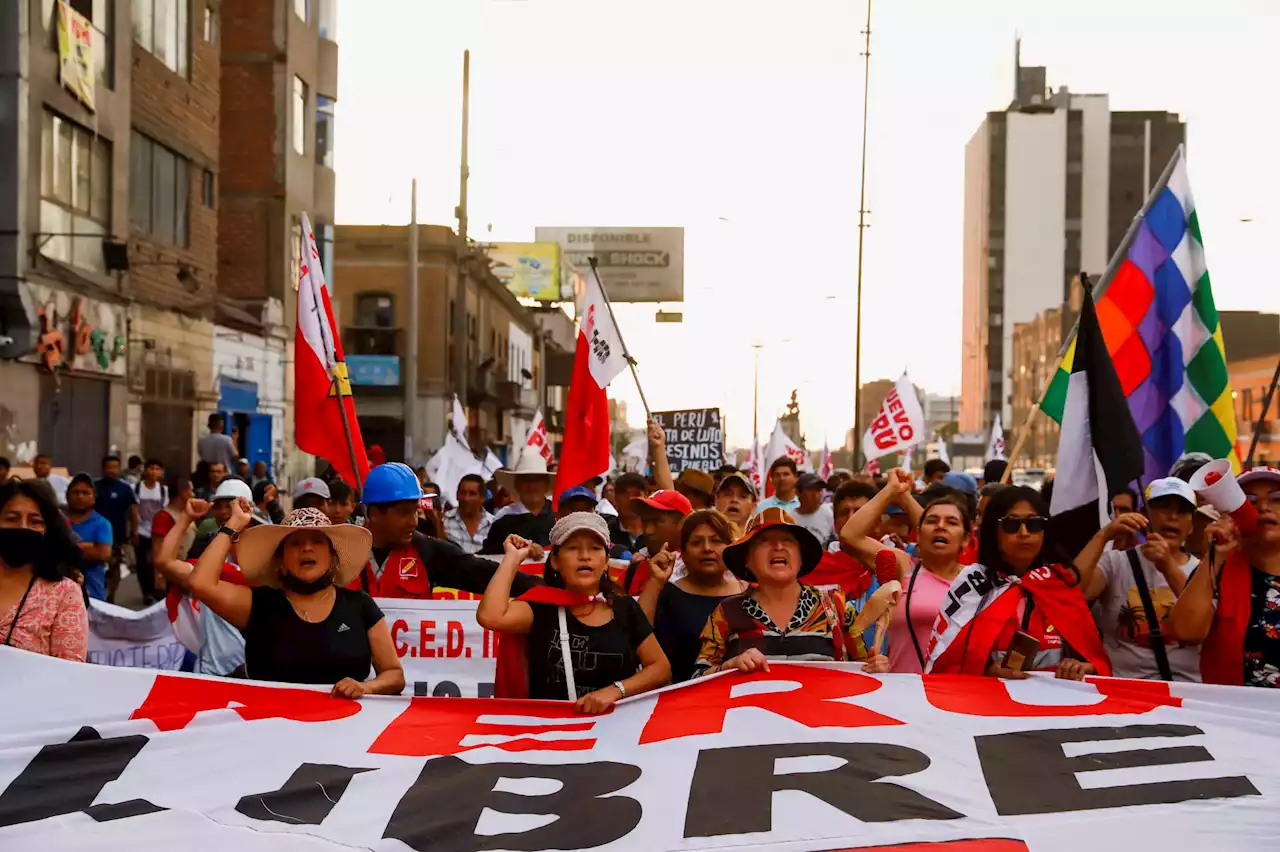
{"left": 1245, "top": 354, "right": 1280, "bottom": 467}
{"left": 587, "top": 256, "right": 652, "bottom": 421}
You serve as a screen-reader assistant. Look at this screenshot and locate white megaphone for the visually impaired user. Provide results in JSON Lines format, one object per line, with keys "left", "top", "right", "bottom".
{"left": 1189, "top": 458, "right": 1258, "bottom": 537}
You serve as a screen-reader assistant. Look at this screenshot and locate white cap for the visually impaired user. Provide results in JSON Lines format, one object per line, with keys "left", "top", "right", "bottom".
{"left": 212, "top": 478, "right": 253, "bottom": 503}
{"left": 1146, "top": 477, "right": 1196, "bottom": 508}
{"left": 292, "top": 477, "right": 332, "bottom": 500}
{"left": 1237, "top": 467, "right": 1280, "bottom": 488}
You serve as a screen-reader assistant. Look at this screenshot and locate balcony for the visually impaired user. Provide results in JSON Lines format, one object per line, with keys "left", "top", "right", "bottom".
{"left": 343, "top": 326, "right": 403, "bottom": 357}
{"left": 468, "top": 370, "right": 496, "bottom": 405}
{"left": 496, "top": 380, "right": 538, "bottom": 413}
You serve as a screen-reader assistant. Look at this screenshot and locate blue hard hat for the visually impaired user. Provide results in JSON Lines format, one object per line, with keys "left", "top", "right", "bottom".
{"left": 362, "top": 463, "right": 424, "bottom": 504}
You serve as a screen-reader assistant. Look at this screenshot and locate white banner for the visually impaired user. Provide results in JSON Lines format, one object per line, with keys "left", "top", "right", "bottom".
{"left": 862, "top": 372, "right": 926, "bottom": 461}
{"left": 2, "top": 649, "right": 1279, "bottom": 851}
{"left": 379, "top": 598, "right": 496, "bottom": 698}
{"left": 87, "top": 599, "right": 186, "bottom": 671}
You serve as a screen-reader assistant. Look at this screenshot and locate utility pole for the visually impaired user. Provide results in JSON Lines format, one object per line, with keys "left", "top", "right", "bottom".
{"left": 752, "top": 343, "right": 763, "bottom": 443}
{"left": 405, "top": 179, "right": 419, "bottom": 462}
{"left": 852, "top": 0, "right": 873, "bottom": 468}
{"left": 453, "top": 49, "right": 471, "bottom": 419}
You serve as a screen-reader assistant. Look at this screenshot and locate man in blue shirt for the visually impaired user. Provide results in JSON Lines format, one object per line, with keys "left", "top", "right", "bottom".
{"left": 95, "top": 454, "right": 138, "bottom": 603}
{"left": 66, "top": 473, "right": 113, "bottom": 601}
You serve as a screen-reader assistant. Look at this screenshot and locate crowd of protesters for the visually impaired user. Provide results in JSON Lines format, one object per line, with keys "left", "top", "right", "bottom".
{"left": 5, "top": 407, "right": 1280, "bottom": 709}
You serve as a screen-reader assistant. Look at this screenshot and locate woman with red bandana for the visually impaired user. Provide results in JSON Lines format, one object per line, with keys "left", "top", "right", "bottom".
{"left": 1172, "top": 467, "right": 1280, "bottom": 687}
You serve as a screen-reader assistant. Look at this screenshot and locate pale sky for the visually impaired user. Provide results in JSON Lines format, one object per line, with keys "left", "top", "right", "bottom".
{"left": 335, "top": 0, "right": 1280, "bottom": 449}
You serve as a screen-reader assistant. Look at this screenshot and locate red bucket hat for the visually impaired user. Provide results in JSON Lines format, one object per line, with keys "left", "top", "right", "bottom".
{"left": 722, "top": 506, "right": 824, "bottom": 583}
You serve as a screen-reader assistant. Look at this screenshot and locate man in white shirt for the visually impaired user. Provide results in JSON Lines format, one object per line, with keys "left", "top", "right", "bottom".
{"left": 32, "top": 453, "right": 70, "bottom": 506}
{"left": 1075, "top": 477, "right": 1202, "bottom": 681}
{"left": 791, "top": 473, "right": 834, "bottom": 546}
{"left": 444, "top": 474, "right": 494, "bottom": 555}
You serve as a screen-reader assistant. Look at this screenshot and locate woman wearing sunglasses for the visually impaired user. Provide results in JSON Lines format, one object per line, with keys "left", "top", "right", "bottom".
{"left": 924, "top": 486, "right": 1111, "bottom": 680}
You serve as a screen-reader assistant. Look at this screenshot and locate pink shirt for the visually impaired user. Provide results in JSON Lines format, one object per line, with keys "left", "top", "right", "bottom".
{"left": 887, "top": 565, "right": 953, "bottom": 674}
{"left": 1, "top": 576, "right": 88, "bottom": 661}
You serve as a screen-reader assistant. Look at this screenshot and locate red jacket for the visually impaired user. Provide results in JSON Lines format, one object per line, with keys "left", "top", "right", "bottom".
{"left": 346, "top": 532, "right": 542, "bottom": 600}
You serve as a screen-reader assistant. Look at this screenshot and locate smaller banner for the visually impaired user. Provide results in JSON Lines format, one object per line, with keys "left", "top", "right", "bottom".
{"left": 56, "top": 0, "right": 95, "bottom": 111}
{"left": 87, "top": 599, "right": 185, "bottom": 670}
{"left": 380, "top": 598, "right": 497, "bottom": 698}
{"left": 862, "top": 372, "right": 926, "bottom": 461}
{"left": 652, "top": 408, "right": 723, "bottom": 472}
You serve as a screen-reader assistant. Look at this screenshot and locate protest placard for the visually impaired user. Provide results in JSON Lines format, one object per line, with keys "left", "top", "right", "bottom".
{"left": 652, "top": 408, "right": 723, "bottom": 472}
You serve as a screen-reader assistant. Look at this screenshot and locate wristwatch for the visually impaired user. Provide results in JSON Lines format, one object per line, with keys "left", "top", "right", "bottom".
{"left": 217, "top": 525, "right": 240, "bottom": 542}
{"left": 613, "top": 680, "right": 628, "bottom": 698}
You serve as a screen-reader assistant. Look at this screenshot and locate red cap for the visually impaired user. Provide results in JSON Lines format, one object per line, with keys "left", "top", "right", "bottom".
{"left": 631, "top": 489, "right": 693, "bottom": 516}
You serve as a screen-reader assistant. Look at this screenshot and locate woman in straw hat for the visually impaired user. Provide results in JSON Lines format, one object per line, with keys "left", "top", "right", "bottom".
{"left": 478, "top": 512, "right": 670, "bottom": 712}
{"left": 186, "top": 498, "right": 404, "bottom": 697}
{"left": 694, "top": 507, "right": 892, "bottom": 677}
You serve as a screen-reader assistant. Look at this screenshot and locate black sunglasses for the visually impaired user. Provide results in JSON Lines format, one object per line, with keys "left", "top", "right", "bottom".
{"left": 998, "top": 515, "right": 1047, "bottom": 534}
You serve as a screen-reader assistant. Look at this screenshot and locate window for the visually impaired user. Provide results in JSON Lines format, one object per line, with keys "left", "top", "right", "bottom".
{"left": 39, "top": 110, "right": 111, "bottom": 272}
{"left": 130, "top": 131, "right": 190, "bottom": 246}
{"left": 49, "top": 0, "right": 115, "bottom": 88}
{"left": 202, "top": 4, "right": 216, "bottom": 42}
{"left": 133, "top": 0, "right": 189, "bottom": 77}
{"left": 315, "top": 96, "right": 335, "bottom": 167}
{"left": 316, "top": 0, "right": 336, "bottom": 39}
{"left": 202, "top": 169, "right": 214, "bottom": 207}
{"left": 293, "top": 0, "right": 308, "bottom": 22}
{"left": 356, "top": 294, "right": 396, "bottom": 328}
{"left": 292, "top": 77, "right": 308, "bottom": 155}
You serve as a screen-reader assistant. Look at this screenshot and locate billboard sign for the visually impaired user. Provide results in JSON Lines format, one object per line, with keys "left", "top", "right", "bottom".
{"left": 485, "top": 242, "right": 561, "bottom": 302}
{"left": 535, "top": 227, "right": 684, "bottom": 303}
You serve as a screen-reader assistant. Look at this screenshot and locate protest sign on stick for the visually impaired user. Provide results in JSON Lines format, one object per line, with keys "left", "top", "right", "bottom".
{"left": 652, "top": 408, "right": 723, "bottom": 472}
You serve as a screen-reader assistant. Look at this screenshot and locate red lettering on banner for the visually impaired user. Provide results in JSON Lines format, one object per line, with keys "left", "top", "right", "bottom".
{"left": 419, "top": 620, "right": 436, "bottom": 658}
{"left": 875, "top": 429, "right": 895, "bottom": 450}
{"left": 921, "top": 675, "right": 1182, "bottom": 717}
{"left": 639, "top": 665, "right": 902, "bottom": 744}
{"left": 899, "top": 425, "right": 914, "bottom": 441}
{"left": 446, "top": 621, "right": 465, "bottom": 658}
{"left": 130, "top": 674, "right": 361, "bottom": 732}
{"left": 392, "top": 619, "right": 410, "bottom": 656}
{"left": 370, "top": 698, "right": 600, "bottom": 756}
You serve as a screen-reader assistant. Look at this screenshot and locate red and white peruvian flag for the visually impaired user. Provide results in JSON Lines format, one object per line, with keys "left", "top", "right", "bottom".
{"left": 552, "top": 272, "right": 627, "bottom": 506}
{"left": 295, "top": 213, "right": 369, "bottom": 488}
{"left": 762, "top": 420, "right": 807, "bottom": 497}
{"left": 818, "top": 438, "right": 834, "bottom": 481}
{"left": 525, "top": 409, "right": 554, "bottom": 465}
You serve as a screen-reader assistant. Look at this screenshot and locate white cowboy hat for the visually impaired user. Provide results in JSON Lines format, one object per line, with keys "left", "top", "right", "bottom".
{"left": 495, "top": 449, "right": 553, "bottom": 494}
{"left": 235, "top": 507, "right": 371, "bottom": 588}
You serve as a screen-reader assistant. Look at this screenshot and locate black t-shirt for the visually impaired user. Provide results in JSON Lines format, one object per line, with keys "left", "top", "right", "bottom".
{"left": 242, "top": 586, "right": 384, "bottom": 685}
{"left": 653, "top": 583, "right": 737, "bottom": 683}
{"left": 526, "top": 596, "right": 653, "bottom": 700}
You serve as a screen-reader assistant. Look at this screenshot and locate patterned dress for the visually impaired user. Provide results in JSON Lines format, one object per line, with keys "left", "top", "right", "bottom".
{"left": 694, "top": 584, "right": 868, "bottom": 676}
{"left": 1243, "top": 569, "right": 1280, "bottom": 688}
{"left": 1, "top": 576, "right": 88, "bottom": 661}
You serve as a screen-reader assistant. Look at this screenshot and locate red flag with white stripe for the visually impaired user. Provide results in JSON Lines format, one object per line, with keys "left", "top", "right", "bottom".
{"left": 294, "top": 213, "right": 369, "bottom": 488}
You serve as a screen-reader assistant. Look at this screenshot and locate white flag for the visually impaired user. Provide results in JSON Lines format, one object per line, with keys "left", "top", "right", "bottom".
{"left": 621, "top": 434, "right": 648, "bottom": 469}
{"left": 525, "top": 409, "right": 554, "bottom": 465}
{"left": 987, "top": 413, "right": 1007, "bottom": 461}
{"left": 861, "top": 373, "right": 926, "bottom": 462}
{"left": 481, "top": 449, "right": 503, "bottom": 478}
{"left": 764, "top": 421, "right": 807, "bottom": 473}
{"left": 581, "top": 272, "right": 628, "bottom": 388}
{"left": 451, "top": 394, "right": 470, "bottom": 451}
{"left": 427, "top": 433, "right": 483, "bottom": 506}
{"left": 937, "top": 436, "right": 951, "bottom": 467}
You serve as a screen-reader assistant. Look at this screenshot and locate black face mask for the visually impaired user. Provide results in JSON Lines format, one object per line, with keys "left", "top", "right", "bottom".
{"left": 0, "top": 528, "right": 46, "bottom": 570}
{"left": 278, "top": 570, "right": 334, "bottom": 595}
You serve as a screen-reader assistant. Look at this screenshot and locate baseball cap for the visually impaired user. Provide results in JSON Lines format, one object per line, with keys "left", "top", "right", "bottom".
{"left": 1146, "top": 477, "right": 1197, "bottom": 508}
{"left": 716, "top": 471, "right": 758, "bottom": 498}
{"left": 559, "top": 485, "right": 599, "bottom": 506}
{"left": 632, "top": 489, "right": 693, "bottom": 516}
{"left": 942, "top": 471, "right": 978, "bottom": 495}
{"left": 549, "top": 511, "right": 611, "bottom": 548}
{"left": 884, "top": 503, "right": 906, "bottom": 517}
{"left": 675, "top": 468, "right": 716, "bottom": 498}
{"left": 292, "top": 477, "right": 332, "bottom": 501}
{"left": 1237, "top": 467, "right": 1280, "bottom": 488}
{"left": 796, "top": 473, "right": 826, "bottom": 492}
{"left": 213, "top": 478, "right": 254, "bottom": 502}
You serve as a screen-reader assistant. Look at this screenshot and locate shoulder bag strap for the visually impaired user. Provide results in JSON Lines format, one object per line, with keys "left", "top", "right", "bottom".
{"left": 3, "top": 574, "right": 39, "bottom": 647}
{"left": 906, "top": 562, "right": 926, "bottom": 669}
{"left": 557, "top": 606, "right": 577, "bottom": 700}
{"left": 1126, "top": 549, "right": 1173, "bottom": 681}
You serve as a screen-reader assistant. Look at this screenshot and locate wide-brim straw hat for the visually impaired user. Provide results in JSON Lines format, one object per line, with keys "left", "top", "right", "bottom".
{"left": 496, "top": 449, "right": 553, "bottom": 494}
{"left": 722, "top": 506, "right": 824, "bottom": 583}
{"left": 235, "top": 508, "right": 371, "bottom": 588}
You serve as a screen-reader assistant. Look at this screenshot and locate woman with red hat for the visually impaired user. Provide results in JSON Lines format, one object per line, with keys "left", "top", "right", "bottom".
{"left": 478, "top": 512, "right": 671, "bottom": 712}
{"left": 693, "top": 507, "right": 891, "bottom": 676}
{"left": 1172, "top": 466, "right": 1280, "bottom": 686}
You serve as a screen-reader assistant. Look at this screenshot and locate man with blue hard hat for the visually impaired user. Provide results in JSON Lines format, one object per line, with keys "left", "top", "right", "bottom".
{"left": 348, "top": 463, "right": 541, "bottom": 599}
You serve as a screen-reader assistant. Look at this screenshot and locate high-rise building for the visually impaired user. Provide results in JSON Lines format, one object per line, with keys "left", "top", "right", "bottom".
{"left": 960, "top": 45, "right": 1185, "bottom": 438}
